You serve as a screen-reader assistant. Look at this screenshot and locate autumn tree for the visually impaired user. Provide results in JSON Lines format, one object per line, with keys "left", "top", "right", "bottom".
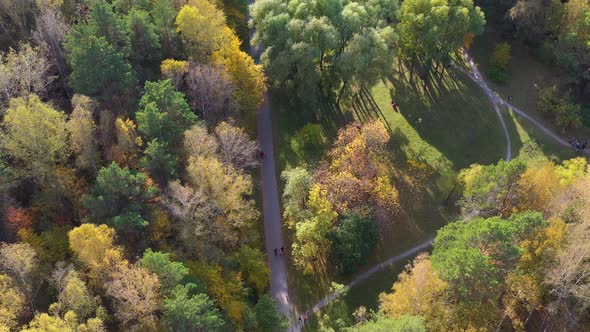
{"left": 214, "top": 121, "right": 259, "bottom": 171}
{"left": 185, "top": 63, "right": 238, "bottom": 122}
{"left": 0, "top": 95, "right": 69, "bottom": 188}
{"left": 20, "top": 311, "right": 105, "bottom": 332}
{"left": 488, "top": 42, "right": 511, "bottom": 82}
{"left": 175, "top": 0, "right": 228, "bottom": 61}
{"left": 458, "top": 158, "right": 526, "bottom": 218}
{"left": 161, "top": 59, "right": 188, "bottom": 89}
{"left": 182, "top": 124, "right": 219, "bottom": 159}
{"left": 379, "top": 254, "right": 449, "bottom": 331}
{"left": 83, "top": 162, "right": 158, "bottom": 234}
{"left": 0, "top": 274, "right": 25, "bottom": 330}
{"left": 110, "top": 117, "right": 143, "bottom": 167}
{"left": 233, "top": 245, "right": 269, "bottom": 294}
{"left": 33, "top": 5, "right": 69, "bottom": 94}
{"left": 105, "top": 263, "right": 161, "bottom": 328}
{"left": 537, "top": 86, "right": 582, "bottom": 132}
{"left": 515, "top": 161, "right": 561, "bottom": 215}
{"left": 49, "top": 265, "right": 104, "bottom": 322}
{"left": 0, "top": 242, "right": 38, "bottom": 314}
{"left": 67, "top": 95, "right": 98, "bottom": 173}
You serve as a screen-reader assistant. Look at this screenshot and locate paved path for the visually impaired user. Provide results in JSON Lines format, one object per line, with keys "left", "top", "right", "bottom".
{"left": 248, "top": 1, "right": 298, "bottom": 331}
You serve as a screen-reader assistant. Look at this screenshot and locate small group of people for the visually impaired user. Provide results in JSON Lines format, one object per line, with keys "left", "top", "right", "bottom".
{"left": 569, "top": 137, "right": 587, "bottom": 152}
{"left": 273, "top": 247, "right": 285, "bottom": 256}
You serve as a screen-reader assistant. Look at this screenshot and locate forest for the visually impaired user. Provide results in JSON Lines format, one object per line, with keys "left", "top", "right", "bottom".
{"left": 1, "top": 0, "right": 590, "bottom": 331}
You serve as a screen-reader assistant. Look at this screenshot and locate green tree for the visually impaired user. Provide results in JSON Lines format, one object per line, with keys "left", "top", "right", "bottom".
{"left": 330, "top": 213, "right": 378, "bottom": 274}
{"left": 0, "top": 95, "right": 69, "bottom": 187}
{"left": 150, "top": 0, "right": 179, "bottom": 57}
{"left": 163, "top": 283, "right": 225, "bottom": 332}
{"left": 488, "top": 42, "right": 511, "bottom": 82}
{"left": 348, "top": 315, "right": 426, "bottom": 332}
{"left": 233, "top": 245, "right": 269, "bottom": 294}
{"left": 140, "top": 139, "right": 178, "bottom": 185}
{"left": 81, "top": 0, "right": 129, "bottom": 52}
{"left": 281, "top": 167, "right": 313, "bottom": 229}
{"left": 64, "top": 34, "right": 136, "bottom": 102}
{"left": 126, "top": 9, "right": 161, "bottom": 72}
{"left": 140, "top": 249, "right": 188, "bottom": 294}
{"left": 250, "top": 0, "right": 398, "bottom": 103}
{"left": 253, "top": 294, "right": 288, "bottom": 332}
{"left": 136, "top": 79, "right": 197, "bottom": 146}
{"left": 398, "top": 0, "right": 485, "bottom": 72}
{"left": 83, "top": 162, "right": 158, "bottom": 233}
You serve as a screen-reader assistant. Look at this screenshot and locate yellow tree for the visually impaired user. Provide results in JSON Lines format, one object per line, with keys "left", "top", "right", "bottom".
{"left": 516, "top": 161, "right": 562, "bottom": 215}
{"left": 160, "top": 59, "right": 189, "bottom": 88}
{"left": 378, "top": 253, "right": 449, "bottom": 330}
{"left": 175, "top": 0, "right": 228, "bottom": 61}
{"left": 67, "top": 224, "right": 125, "bottom": 281}
{"left": 212, "top": 30, "right": 266, "bottom": 114}
{"left": 109, "top": 117, "right": 143, "bottom": 167}
{"left": 67, "top": 95, "right": 98, "bottom": 173}
{"left": 292, "top": 185, "right": 338, "bottom": 274}
{"left": 0, "top": 274, "right": 25, "bottom": 331}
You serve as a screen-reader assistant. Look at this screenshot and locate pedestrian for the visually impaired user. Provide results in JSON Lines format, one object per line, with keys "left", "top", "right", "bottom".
{"left": 508, "top": 95, "right": 513, "bottom": 101}
{"left": 274, "top": 248, "right": 278, "bottom": 256}
{"left": 391, "top": 100, "right": 398, "bottom": 110}
{"left": 259, "top": 151, "right": 265, "bottom": 159}
{"left": 299, "top": 317, "right": 302, "bottom": 325}
{"left": 280, "top": 247, "right": 285, "bottom": 255}
{"left": 285, "top": 294, "right": 288, "bottom": 302}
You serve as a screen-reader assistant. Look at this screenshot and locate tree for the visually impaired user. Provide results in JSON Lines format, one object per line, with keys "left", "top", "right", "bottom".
{"left": 136, "top": 79, "right": 197, "bottom": 146}
{"left": 20, "top": 311, "right": 105, "bottom": 332}
{"left": 184, "top": 63, "right": 238, "bottom": 122}
{"left": 212, "top": 30, "right": 266, "bottom": 114}
{"left": 253, "top": 294, "right": 288, "bottom": 332}
{"left": 0, "top": 43, "right": 54, "bottom": 105}
{"left": 214, "top": 121, "right": 259, "bottom": 171}
{"left": 458, "top": 158, "right": 526, "bottom": 218}
{"left": 488, "top": 42, "right": 511, "bottom": 83}
{"left": 0, "top": 95, "right": 69, "bottom": 187}
{"left": 330, "top": 213, "right": 378, "bottom": 274}
{"left": 68, "top": 224, "right": 124, "bottom": 279}
{"left": 140, "top": 139, "right": 178, "bottom": 184}
{"left": 281, "top": 167, "right": 313, "bottom": 229}
{"left": 67, "top": 95, "right": 98, "bottom": 173}
{"left": 163, "top": 283, "right": 225, "bottom": 332}
{"left": 537, "top": 86, "right": 582, "bottom": 132}
{"left": 398, "top": 0, "right": 485, "bottom": 66}
{"left": 33, "top": 5, "right": 69, "bottom": 94}
{"left": 110, "top": 117, "right": 143, "bottom": 167}
{"left": 83, "top": 162, "right": 158, "bottom": 233}
{"left": 515, "top": 161, "right": 561, "bottom": 215}
{"left": 151, "top": 0, "right": 179, "bottom": 57}
{"left": 348, "top": 315, "right": 426, "bottom": 332}
{"left": 0, "top": 274, "right": 25, "bottom": 330}
{"left": 379, "top": 254, "right": 449, "bottom": 331}
{"left": 80, "top": 0, "right": 129, "bottom": 52}
{"left": 292, "top": 185, "right": 338, "bottom": 273}
{"left": 182, "top": 124, "right": 219, "bottom": 159}
{"left": 250, "top": 0, "right": 396, "bottom": 102}
{"left": 105, "top": 264, "right": 161, "bottom": 327}
{"left": 140, "top": 249, "right": 188, "bottom": 294}
{"left": 508, "top": 0, "right": 563, "bottom": 45}
{"left": 50, "top": 267, "right": 103, "bottom": 321}
{"left": 0, "top": 242, "right": 38, "bottom": 314}
{"left": 233, "top": 245, "right": 269, "bottom": 294}
{"left": 126, "top": 9, "right": 161, "bottom": 72}
{"left": 64, "top": 34, "right": 136, "bottom": 102}
{"left": 290, "top": 123, "right": 327, "bottom": 161}
{"left": 175, "top": 0, "right": 228, "bottom": 61}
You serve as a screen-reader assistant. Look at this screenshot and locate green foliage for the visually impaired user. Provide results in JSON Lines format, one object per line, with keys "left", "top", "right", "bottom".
{"left": 555, "top": 0, "right": 590, "bottom": 88}
{"left": 136, "top": 79, "right": 197, "bottom": 146}
{"left": 330, "top": 213, "right": 379, "bottom": 274}
{"left": 64, "top": 34, "right": 136, "bottom": 101}
{"left": 348, "top": 315, "right": 427, "bottom": 332}
{"left": 83, "top": 162, "right": 158, "bottom": 233}
{"left": 488, "top": 42, "right": 511, "bottom": 83}
{"left": 290, "top": 124, "right": 327, "bottom": 161}
{"left": 538, "top": 86, "right": 582, "bottom": 132}
{"left": 140, "top": 139, "right": 178, "bottom": 184}
{"left": 458, "top": 159, "right": 527, "bottom": 218}
{"left": 281, "top": 167, "right": 313, "bottom": 228}
{"left": 163, "top": 283, "right": 225, "bottom": 332}
{"left": 140, "top": 249, "right": 188, "bottom": 294}
{"left": 126, "top": 9, "right": 161, "bottom": 70}
{"left": 250, "top": 0, "right": 398, "bottom": 102}
{"left": 431, "top": 212, "right": 547, "bottom": 302}
{"left": 253, "top": 294, "right": 288, "bottom": 332}
{"left": 83, "top": 0, "right": 129, "bottom": 51}
{"left": 398, "top": 0, "right": 485, "bottom": 64}
{"left": 233, "top": 246, "right": 269, "bottom": 295}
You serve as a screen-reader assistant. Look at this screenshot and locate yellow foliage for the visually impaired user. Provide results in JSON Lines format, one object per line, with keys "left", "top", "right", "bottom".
{"left": 212, "top": 29, "right": 266, "bottom": 113}
{"left": 160, "top": 59, "right": 189, "bottom": 76}
{"left": 518, "top": 217, "right": 566, "bottom": 274}
{"left": 68, "top": 224, "right": 125, "bottom": 279}
{"left": 516, "top": 161, "right": 561, "bottom": 215}
{"left": 110, "top": 117, "right": 142, "bottom": 167}
{"left": 556, "top": 157, "right": 587, "bottom": 185}
{"left": 176, "top": 0, "right": 228, "bottom": 61}
{"left": 0, "top": 274, "right": 25, "bottom": 331}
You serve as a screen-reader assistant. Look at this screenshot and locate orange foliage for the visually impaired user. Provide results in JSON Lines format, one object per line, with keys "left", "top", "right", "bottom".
{"left": 5, "top": 205, "right": 34, "bottom": 230}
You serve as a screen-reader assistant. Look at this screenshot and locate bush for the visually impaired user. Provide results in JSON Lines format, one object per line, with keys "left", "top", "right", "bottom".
{"left": 488, "top": 42, "right": 511, "bottom": 83}
{"left": 538, "top": 86, "right": 582, "bottom": 132}
{"left": 290, "top": 123, "right": 327, "bottom": 161}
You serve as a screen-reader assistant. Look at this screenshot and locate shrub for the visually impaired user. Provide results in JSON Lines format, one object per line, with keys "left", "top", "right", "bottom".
{"left": 488, "top": 43, "right": 511, "bottom": 83}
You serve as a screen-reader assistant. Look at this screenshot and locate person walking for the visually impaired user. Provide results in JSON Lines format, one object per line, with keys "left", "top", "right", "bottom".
{"left": 280, "top": 247, "right": 285, "bottom": 255}
{"left": 274, "top": 248, "right": 278, "bottom": 256}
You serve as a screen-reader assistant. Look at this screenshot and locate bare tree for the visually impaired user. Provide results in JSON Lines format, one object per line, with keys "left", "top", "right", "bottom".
{"left": 33, "top": 5, "right": 70, "bottom": 96}
{"left": 214, "top": 121, "right": 259, "bottom": 170}
{"left": 185, "top": 63, "right": 238, "bottom": 123}
{"left": 0, "top": 42, "right": 54, "bottom": 105}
